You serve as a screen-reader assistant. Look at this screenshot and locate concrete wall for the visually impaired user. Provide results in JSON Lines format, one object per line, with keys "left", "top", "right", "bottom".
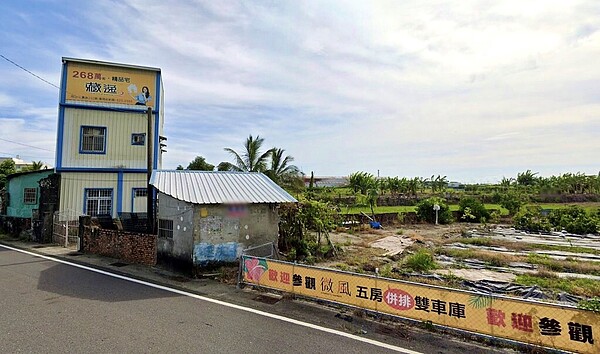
{"left": 156, "top": 194, "right": 195, "bottom": 269}
{"left": 156, "top": 192, "right": 280, "bottom": 268}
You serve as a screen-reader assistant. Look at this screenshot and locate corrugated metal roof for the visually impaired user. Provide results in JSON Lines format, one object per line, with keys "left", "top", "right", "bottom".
{"left": 150, "top": 170, "right": 297, "bottom": 204}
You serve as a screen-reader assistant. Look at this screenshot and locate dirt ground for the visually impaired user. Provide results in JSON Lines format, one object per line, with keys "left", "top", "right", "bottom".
{"left": 318, "top": 222, "right": 600, "bottom": 298}
{"left": 322, "top": 223, "right": 470, "bottom": 270}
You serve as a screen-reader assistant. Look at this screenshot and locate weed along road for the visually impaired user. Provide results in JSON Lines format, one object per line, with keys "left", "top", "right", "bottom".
{"left": 0, "top": 246, "right": 512, "bottom": 354}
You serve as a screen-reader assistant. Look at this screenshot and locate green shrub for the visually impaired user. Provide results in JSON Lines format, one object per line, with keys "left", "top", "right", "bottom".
{"left": 404, "top": 249, "right": 437, "bottom": 272}
{"left": 513, "top": 207, "right": 552, "bottom": 233}
{"left": 548, "top": 206, "right": 598, "bottom": 234}
{"left": 578, "top": 297, "right": 600, "bottom": 313}
{"left": 499, "top": 191, "right": 526, "bottom": 215}
{"left": 458, "top": 197, "right": 489, "bottom": 223}
{"left": 416, "top": 197, "right": 453, "bottom": 224}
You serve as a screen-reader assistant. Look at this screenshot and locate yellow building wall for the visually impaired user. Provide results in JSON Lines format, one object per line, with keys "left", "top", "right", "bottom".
{"left": 59, "top": 172, "right": 118, "bottom": 218}
{"left": 59, "top": 172, "right": 150, "bottom": 218}
{"left": 60, "top": 108, "right": 151, "bottom": 169}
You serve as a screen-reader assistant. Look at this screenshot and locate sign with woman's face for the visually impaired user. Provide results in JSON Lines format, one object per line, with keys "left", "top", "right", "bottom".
{"left": 64, "top": 61, "right": 157, "bottom": 107}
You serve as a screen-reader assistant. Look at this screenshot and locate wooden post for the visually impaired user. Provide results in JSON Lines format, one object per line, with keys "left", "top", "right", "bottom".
{"left": 147, "top": 107, "right": 154, "bottom": 234}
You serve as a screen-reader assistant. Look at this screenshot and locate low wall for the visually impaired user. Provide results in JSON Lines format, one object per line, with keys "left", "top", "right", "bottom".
{"left": 80, "top": 217, "right": 157, "bottom": 266}
{"left": 0, "top": 215, "right": 31, "bottom": 236}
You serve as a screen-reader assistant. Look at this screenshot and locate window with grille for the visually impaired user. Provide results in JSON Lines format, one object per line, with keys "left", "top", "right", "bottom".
{"left": 80, "top": 126, "right": 106, "bottom": 153}
{"left": 85, "top": 189, "right": 113, "bottom": 217}
{"left": 23, "top": 188, "right": 37, "bottom": 204}
{"left": 158, "top": 219, "right": 173, "bottom": 238}
{"left": 134, "top": 188, "right": 148, "bottom": 197}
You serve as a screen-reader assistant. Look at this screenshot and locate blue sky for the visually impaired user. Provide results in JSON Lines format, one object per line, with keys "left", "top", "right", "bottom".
{"left": 0, "top": 0, "right": 598, "bottom": 183}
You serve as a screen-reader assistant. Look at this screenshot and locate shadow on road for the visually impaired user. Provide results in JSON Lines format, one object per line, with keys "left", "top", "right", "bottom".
{"left": 37, "top": 263, "right": 181, "bottom": 303}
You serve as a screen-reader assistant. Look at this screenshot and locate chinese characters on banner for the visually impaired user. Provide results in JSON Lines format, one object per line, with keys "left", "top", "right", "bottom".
{"left": 64, "top": 62, "right": 157, "bottom": 107}
{"left": 242, "top": 256, "right": 599, "bottom": 354}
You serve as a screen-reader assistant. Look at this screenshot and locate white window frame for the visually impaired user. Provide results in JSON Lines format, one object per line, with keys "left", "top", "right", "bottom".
{"left": 80, "top": 126, "right": 107, "bottom": 154}
{"left": 23, "top": 188, "right": 37, "bottom": 204}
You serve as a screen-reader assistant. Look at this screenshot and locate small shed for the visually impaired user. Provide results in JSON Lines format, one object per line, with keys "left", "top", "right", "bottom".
{"left": 3, "top": 169, "right": 55, "bottom": 218}
{"left": 150, "top": 170, "right": 297, "bottom": 268}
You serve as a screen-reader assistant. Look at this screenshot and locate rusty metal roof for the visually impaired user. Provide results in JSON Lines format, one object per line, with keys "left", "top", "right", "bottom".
{"left": 150, "top": 170, "right": 297, "bottom": 204}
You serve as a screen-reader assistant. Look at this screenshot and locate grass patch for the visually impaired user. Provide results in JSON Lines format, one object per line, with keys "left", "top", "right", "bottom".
{"left": 404, "top": 249, "right": 437, "bottom": 272}
{"left": 448, "top": 237, "right": 600, "bottom": 256}
{"left": 438, "top": 248, "right": 515, "bottom": 267}
{"left": 459, "top": 237, "right": 493, "bottom": 247}
{"left": 529, "top": 202, "right": 600, "bottom": 213}
{"left": 515, "top": 274, "right": 600, "bottom": 297}
{"left": 343, "top": 204, "right": 509, "bottom": 216}
{"left": 526, "top": 243, "right": 600, "bottom": 256}
{"left": 527, "top": 254, "right": 600, "bottom": 275}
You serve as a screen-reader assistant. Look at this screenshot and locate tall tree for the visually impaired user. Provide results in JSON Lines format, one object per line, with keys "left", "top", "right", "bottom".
{"left": 186, "top": 156, "right": 214, "bottom": 171}
{"left": 216, "top": 161, "right": 235, "bottom": 171}
{"left": 224, "top": 135, "right": 273, "bottom": 172}
{"left": 517, "top": 170, "right": 538, "bottom": 186}
{"left": 29, "top": 161, "right": 44, "bottom": 171}
{"left": 265, "top": 148, "right": 299, "bottom": 183}
{"left": 265, "top": 148, "right": 303, "bottom": 190}
{"left": 0, "top": 159, "right": 16, "bottom": 190}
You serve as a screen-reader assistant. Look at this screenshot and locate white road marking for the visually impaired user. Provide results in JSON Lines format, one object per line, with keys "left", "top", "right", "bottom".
{"left": 0, "top": 244, "right": 422, "bottom": 354}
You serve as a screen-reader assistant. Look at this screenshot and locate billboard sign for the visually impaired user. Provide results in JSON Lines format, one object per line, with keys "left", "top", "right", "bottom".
{"left": 64, "top": 60, "right": 157, "bottom": 107}
{"left": 242, "top": 256, "right": 599, "bottom": 354}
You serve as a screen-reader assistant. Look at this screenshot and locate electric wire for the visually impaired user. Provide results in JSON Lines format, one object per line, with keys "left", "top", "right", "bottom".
{"left": 0, "top": 137, "right": 54, "bottom": 152}
{"left": 0, "top": 54, "right": 60, "bottom": 89}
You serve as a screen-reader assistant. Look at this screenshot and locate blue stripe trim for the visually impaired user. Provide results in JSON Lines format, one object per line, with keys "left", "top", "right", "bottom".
{"left": 60, "top": 102, "right": 158, "bottom": 114}
{"left": 153, "top": 72, "right": 161, "bottom": 169}
{"left": 56, "top": 62, "right": 68, "bottom": 169}
{"left": 117, "top": 171, "right": 124, "bottom": 214}
{"left": 56, "top": 167, "right": 148, "bottom": 173}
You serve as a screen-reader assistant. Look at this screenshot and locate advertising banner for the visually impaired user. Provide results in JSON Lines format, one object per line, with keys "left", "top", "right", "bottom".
{"left": 242, "top": 256, "right": 599, "bottom": 354}
{"left": 64, "top": 61, "right": 157, "bottom": 107}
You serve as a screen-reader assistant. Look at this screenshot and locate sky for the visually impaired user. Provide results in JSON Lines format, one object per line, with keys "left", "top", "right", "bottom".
{"left": 0, "top": 0, "right": 598, "bottom": 183}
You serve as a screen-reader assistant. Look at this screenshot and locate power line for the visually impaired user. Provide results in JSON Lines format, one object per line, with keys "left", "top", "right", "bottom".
{"left": 1, "top": 54, "right": 156, "bottom": 115}
{"left": 0, "top": 137, "right": 54, "bottom": 152}
{"left": 0, "top": 151, "right": 54, "bottom": 160}
{"left": 0, "top": 54, "right": 60, "bottom": 89}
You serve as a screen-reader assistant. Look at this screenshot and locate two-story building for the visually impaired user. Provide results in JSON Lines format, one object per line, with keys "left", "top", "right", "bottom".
{"left": 55, "top": 58, "right": 164, "bottom": 219}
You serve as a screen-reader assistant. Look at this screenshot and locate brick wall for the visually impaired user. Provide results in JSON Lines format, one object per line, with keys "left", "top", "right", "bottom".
{"left": 80, "top": 217, "right": 157, "bottom": 265}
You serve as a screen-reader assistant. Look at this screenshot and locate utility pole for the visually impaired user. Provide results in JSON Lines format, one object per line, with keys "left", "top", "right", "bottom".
{"left": 146, "top": 107, "right": 154, "bottom": 234}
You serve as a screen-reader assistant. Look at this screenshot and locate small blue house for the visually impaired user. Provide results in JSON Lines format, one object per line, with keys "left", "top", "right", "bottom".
{"left": 4, "top": 169, "right": 54, "bottom": 218}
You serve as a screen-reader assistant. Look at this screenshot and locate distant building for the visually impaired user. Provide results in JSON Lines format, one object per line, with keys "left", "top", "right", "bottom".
{"left": 0, "top": 156, "right": 51, "bottom": 172}
{"left": 304, "top": 176, "right": 348, "bottom": 188}
{"left": 55, "top": 57, "right": 165, "bottom": 219}
{"left": 448, "top": 181, "right": 464, "bottom": 189}
{"left": 150, "top": 170, "right": 297, "bottom": 268}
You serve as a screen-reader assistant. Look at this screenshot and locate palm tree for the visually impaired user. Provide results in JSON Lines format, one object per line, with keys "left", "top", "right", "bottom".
{"left": 265, "top": 148, "right": 299, "bottom": 184}
{"left": 224, "top": 135, "right": 274, "bottom": 172}
{"left": 517, "top": 170, "right": 538, "bottom": 186}
{"left": 30, "top": 161, "right": 44, "bottom": 171}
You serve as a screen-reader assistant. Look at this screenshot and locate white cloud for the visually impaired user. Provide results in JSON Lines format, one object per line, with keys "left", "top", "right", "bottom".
{"left": 0, "top": 0, "right": 598, "bottom": 181}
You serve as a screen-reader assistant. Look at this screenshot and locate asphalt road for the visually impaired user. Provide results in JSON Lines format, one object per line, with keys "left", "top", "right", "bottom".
{"left": 0, "top": 247, "right": 420, "bottom": 353}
